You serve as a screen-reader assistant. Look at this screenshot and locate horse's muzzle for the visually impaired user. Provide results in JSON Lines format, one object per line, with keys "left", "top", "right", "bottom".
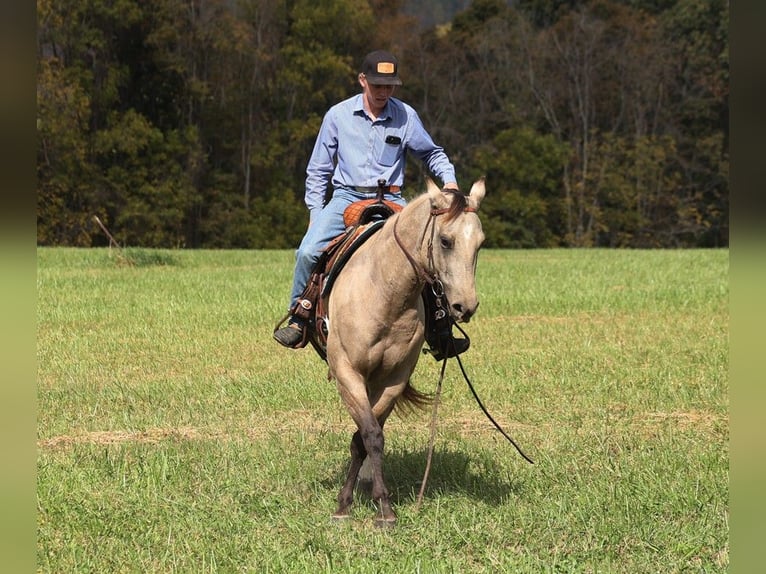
{"left": 452, "top": 300, "right": 479, "bottom": 323}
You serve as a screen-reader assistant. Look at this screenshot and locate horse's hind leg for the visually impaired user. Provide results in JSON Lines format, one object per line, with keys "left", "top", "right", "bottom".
{"left": 333, "top": 430, "right": 366, "bottom": 521}
{"left": 356, "top": 414, "right": 396, "bottom": 527}
{"left": 335, "top": 413, "right": 396, "bottom": 527}
{"left": 356, "top": 456, "right": 374, "bottom": 497}
{"left": 335, "top": 374, "right": 401, "bottom": 527}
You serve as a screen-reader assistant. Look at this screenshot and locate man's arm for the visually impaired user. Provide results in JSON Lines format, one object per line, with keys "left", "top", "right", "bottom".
{"left": 404, "top": 107, "right": 458, "bottom": 188}
{"left": 305, "top": 112, "right": 338, "bottom": 218}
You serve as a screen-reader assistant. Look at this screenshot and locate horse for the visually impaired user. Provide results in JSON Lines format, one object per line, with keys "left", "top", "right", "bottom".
{"left": 326, "top": 177, "right": 486, "bottom": 526}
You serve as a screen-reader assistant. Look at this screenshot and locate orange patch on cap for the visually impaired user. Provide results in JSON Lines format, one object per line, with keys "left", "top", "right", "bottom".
{"left": 376, "top": 62, "right": 395, "bottom": 74}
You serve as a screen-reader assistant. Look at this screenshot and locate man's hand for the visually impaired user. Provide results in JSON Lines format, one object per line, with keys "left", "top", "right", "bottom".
{"left": 442, "top": 182, "right": 460, "bottom": 192}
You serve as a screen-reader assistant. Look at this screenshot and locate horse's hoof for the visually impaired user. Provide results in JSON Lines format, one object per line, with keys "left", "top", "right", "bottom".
{"left": 373, "top": 515, "right": 397, "bottom": 529}
{"left": 331, "top": 512, "right": 352, "bottom": 523}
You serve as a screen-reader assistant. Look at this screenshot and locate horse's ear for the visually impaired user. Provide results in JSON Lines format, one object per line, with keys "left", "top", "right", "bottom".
{"left": 468, "top": 177, "right": 486, "bottom": 210}
{"left": 426, "top": 178, "right": 451, "bottom": 209}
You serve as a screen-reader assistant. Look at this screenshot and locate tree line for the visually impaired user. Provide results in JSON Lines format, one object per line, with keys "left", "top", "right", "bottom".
{"left": 37, "top": 0, "right": 729, "bottom": 249}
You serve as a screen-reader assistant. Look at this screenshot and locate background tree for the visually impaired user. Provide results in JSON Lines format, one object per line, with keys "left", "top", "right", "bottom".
{"left": 659, "top": 0, "right": 729, "bottom": 246}
{"left": 37, "top": 57, "right": 94, "bottom": 245}
{"left": 36, "top": 0, "right": 728, "bottom": 249}
{"left": 471, "top": 126, "right": 568, "bottom": 247}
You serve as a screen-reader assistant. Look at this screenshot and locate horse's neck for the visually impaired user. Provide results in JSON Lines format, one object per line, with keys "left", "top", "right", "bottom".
{"left": 374, "top": 196, "right": 431, "bottom": 295}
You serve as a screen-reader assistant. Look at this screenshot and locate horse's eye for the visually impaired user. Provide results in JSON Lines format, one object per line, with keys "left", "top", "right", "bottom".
{"left": 440, "top": 236, "right": 453, "bottom": 250}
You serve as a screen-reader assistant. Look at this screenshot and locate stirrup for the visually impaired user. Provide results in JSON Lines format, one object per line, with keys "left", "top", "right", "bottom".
{"left": 273, "top": 314, "right": 306, "bottom": 349}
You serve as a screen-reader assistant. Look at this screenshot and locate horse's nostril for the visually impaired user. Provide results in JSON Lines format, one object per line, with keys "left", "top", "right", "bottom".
{"left": 453, "top": 303, "right": 474, "bottom": 322}
{"left": 453, "top": 301, "right": 478, "bottom": 322}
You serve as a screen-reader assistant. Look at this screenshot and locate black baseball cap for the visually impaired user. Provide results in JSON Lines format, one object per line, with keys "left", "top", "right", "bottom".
{"left": 361, "top": 50, "right": 402, "bottom": 86}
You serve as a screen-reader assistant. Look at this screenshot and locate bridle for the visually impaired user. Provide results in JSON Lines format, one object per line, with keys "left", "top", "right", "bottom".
{"left": 392, "top": 193, "right": 478, "bottom": 325}
{"left": 392, "top": 194, "right": 478, "bottom": 290}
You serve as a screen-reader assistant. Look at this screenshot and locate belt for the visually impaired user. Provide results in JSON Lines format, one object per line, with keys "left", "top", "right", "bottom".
{"left": 354, "top": 185, "right": 401, "bottom": 194}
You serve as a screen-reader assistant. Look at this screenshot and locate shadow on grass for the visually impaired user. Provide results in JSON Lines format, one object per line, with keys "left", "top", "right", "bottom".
{"left": 321, "top": 446, "right": 523, "bottom": 507}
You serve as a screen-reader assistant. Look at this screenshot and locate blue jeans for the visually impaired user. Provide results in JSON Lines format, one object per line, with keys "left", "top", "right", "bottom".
{"left": 287, "top": 187, "right": 407, "bottom": 314}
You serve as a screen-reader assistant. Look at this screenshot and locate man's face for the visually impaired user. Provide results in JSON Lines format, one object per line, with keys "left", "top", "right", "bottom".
{"left": 359, "top": 74, "right": 396, "bottom": 115}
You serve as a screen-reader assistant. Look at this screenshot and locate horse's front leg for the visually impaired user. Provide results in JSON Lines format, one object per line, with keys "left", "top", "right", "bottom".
{"left": 333, "top": 430, "right": 365, "bottom": 521}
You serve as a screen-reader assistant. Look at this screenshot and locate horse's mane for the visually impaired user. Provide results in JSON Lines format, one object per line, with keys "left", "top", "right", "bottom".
{"left": 443, "top": 191, "right": 468, "bottom": 222}
{"left": 396, "top": 187, "right": 469, "bottom": 225}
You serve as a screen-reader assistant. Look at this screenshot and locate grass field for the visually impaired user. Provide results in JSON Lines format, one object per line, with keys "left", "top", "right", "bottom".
{"left": 37, "top": 247, "right": 728, "bottom": 573}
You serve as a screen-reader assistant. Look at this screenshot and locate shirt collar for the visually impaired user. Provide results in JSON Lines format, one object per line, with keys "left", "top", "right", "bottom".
{"left": 353, "top": 93, "right": 393, "bottom": 122}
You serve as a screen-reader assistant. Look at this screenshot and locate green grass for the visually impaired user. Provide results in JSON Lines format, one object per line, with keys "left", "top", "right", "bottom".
{"left": 37, "top": 248, "right": 728, "bottom": 573}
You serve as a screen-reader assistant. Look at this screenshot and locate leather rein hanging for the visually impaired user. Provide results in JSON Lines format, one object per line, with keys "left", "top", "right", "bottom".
{"left": 392, "top": 211, "right": 437, "bottom": 286}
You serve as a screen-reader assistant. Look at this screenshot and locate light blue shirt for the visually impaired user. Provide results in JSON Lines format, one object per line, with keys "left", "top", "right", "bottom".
{"left": 304, "top": 93, "right": 457, "bottom": 212}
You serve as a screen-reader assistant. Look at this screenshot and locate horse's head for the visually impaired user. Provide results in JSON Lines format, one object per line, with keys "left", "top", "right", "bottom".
{"left": 425, "top": 178, "right": 486, "bottom": 323}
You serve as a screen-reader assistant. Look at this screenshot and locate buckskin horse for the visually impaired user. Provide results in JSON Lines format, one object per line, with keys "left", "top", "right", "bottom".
{"left": 326, "top": 178, "right": 486, "bottom": 526}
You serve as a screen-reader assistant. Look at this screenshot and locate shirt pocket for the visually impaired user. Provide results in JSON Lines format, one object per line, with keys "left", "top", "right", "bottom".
{"left": 378, "top": 134, "right": 403, "bottom": 166}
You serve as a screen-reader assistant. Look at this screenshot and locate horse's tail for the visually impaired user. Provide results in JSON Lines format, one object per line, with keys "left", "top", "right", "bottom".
{"left": 395, "top": 379, "right": 432, "bottom": 416}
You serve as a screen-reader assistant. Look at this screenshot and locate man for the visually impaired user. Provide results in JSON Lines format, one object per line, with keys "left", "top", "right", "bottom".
{"left": 274, "top": 50, "right": 467, "bottom": 358}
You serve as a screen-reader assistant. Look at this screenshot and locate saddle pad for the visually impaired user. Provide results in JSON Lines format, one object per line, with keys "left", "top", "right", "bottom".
{"left": 321, "top": 219, "right": 386, "bottom": 298}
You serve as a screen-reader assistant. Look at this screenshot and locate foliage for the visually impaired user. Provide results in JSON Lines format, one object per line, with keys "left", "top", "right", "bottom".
{"left": 36, "top": 0, "right": 728, "bottom": 248}
{"left": 37, "top": 59, "right": 95, "bottom": 245}
{"left": 471, "top": 126, "right": 567, "bottom": 247}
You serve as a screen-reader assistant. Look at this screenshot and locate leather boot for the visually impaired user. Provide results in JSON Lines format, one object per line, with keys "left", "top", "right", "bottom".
{"left": 273, "top": 319, "right": 304, "bottom": 348}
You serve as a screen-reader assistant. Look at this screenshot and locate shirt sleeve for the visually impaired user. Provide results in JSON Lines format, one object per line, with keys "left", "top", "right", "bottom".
{"left": 304, "top": 110, "right": 338, "bottom": 212}
{"left": 404, "top": 108, "right": 457, "bottom": 187}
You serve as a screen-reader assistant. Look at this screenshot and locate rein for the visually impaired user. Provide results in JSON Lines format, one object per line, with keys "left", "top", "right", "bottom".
{"left": 451, "top": 321, "right": 535, "bottom": 465}
{"left": 392, "top": 210, "right": 436, "bottom": 285}
{"left": 416, "top": 311, "right": 535, "bottom": 509}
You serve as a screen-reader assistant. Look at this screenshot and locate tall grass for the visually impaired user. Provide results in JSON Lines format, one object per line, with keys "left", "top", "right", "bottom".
{"left": 37, "top": 248, "right": 728, "bottom": 573}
